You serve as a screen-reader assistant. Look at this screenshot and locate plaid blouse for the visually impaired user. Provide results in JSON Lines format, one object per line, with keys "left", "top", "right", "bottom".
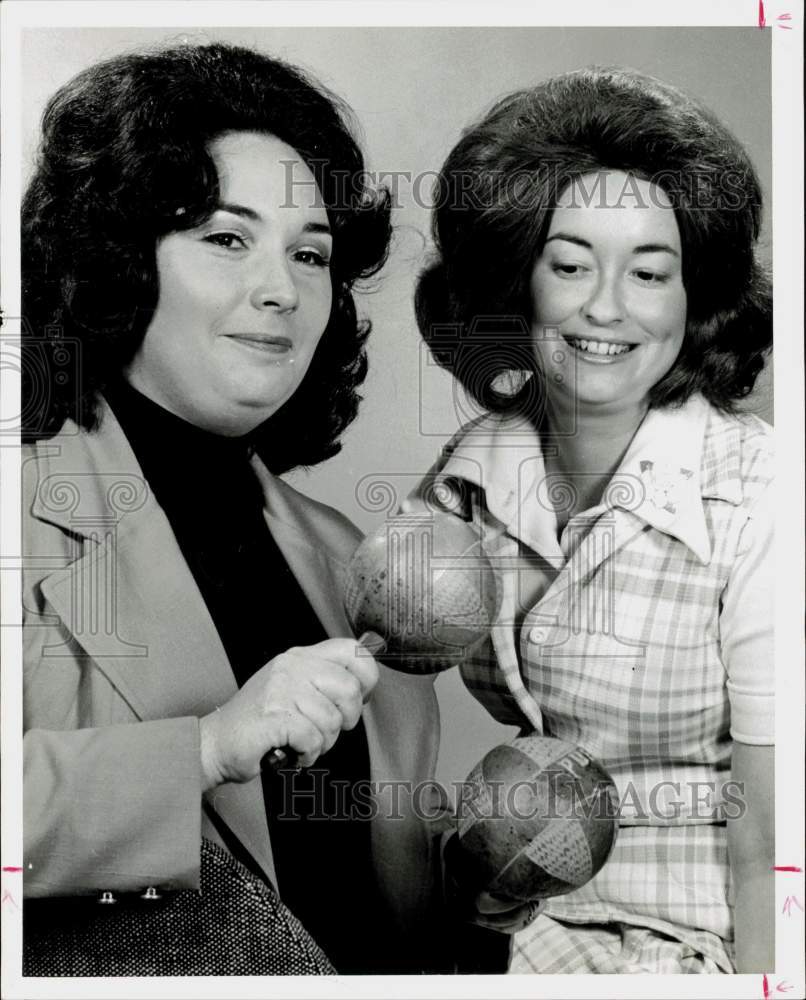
{"left": 408, "top": 394, "right": 774, "bottom": 973}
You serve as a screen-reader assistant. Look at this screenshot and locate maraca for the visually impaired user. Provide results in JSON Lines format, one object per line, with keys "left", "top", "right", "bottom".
{"left": 343, "top": 510, "right": 500, "bottom": 673}
{"left": 449, "top": 734, "right": 619, "bottom": 901}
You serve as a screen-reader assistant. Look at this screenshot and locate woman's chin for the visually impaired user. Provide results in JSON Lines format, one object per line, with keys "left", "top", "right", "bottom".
{"left": 182, "top": 394, "right": 280, "bottom": 437}
{"left": 206, "top": 376, "right": 300, "bottom": 433}
{"left": 549, "top": 374, "right": 638, "bottom": 413}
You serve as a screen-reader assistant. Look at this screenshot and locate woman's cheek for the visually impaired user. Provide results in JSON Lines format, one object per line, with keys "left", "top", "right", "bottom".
{"left": 543, "top": 285, "right": 582, "bottom": 326}
{"left": 633, "top": 292, "right": 686, "bottom": 341}
{"left": 531, "top": 274, "right": 563, "bottom": 327}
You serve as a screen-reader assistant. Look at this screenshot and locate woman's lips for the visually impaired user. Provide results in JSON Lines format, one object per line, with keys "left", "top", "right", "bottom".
{"left": 562, "top": 335, "right": 638, "bottom": 363}
{"left": 224, "top": 334, "right": 293, "bottom": 355}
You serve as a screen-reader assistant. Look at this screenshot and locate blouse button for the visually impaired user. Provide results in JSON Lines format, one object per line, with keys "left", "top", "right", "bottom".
{"left": 529, "top": 625, "right": 549, "bottom": 644}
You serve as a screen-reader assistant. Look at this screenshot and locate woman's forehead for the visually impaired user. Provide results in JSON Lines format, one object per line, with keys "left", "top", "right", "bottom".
{"left": 208, "top": 130, "right": 326, "bottom": 219}
{"left": 549, "top": 170, "right": 680, "bottom": 248}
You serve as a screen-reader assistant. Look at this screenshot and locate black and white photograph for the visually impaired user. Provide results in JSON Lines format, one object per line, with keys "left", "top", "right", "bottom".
{"left": 1, "top": 2, "right": 803, "bottom": 997}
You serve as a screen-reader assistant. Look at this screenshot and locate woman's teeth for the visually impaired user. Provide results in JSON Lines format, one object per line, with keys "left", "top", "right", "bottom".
{"left": 567, "top": 338, "right": 633, "bottom": 356}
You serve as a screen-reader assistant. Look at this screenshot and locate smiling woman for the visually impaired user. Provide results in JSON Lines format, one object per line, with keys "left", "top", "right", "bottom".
{"left": 410, "top": 67, "right": 774, "bottom": 974}
{"left": 21, "top": 42, "right": 445, "bottom": 976}
{"left": 531, "top": 172, "right": 687, "bottom": 415}
{"left": 124, "top": 132, "right": 335, "bottom": 435}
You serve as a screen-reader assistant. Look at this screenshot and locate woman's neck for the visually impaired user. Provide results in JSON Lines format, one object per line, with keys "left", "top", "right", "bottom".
{"left": 539, "top": 394, "right": 648, "bottom": 529}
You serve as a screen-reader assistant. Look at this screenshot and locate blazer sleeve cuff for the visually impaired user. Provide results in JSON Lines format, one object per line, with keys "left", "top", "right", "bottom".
{"left": 24, "top": 717, "right": 202, "bottom": 897}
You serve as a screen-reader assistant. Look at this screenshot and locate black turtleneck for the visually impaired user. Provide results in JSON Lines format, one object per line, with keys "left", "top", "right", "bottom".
{"left": 104, "top": 378, "right": 394, "bottom": 974}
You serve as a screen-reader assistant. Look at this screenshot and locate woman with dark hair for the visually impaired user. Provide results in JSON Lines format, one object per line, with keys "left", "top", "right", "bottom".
{"left": 22, "top": 41, "right": 442, "bottom": 975}
{"left": 411, "top": 68, "right": 774, "bottom": 974}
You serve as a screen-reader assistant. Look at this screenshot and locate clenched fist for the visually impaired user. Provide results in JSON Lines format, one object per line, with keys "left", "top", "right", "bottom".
{"left": 199, "top": 637, "right": 380, "bottom": 790}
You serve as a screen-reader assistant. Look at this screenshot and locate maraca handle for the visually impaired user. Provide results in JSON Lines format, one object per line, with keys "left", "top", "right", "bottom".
{"left": 259, "top": 631, "right": 385, "bottom": 773}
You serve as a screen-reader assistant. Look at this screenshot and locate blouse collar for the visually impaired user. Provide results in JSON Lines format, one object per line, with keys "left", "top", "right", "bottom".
{"left": 430, "top": 395, "right": 739, "bottom": 566}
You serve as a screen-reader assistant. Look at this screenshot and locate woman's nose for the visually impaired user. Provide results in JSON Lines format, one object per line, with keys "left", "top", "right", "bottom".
{"left": 249, "top": 256, "right": 299, "bottom": 313}
{"left": 582, "top": 274, "right": 624, "bottom": 326}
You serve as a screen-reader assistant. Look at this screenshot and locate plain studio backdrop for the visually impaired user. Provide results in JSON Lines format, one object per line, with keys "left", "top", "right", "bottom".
{"left": 22, "top": 26, "right": 773, "bottom": 791}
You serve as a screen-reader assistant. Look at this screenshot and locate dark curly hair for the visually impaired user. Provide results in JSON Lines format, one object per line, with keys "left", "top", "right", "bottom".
{"left": 22, "top": 41, "right": 392, "bottom": 472}
{"left": 416, "top": 67, "right": 772, "bottom": 414}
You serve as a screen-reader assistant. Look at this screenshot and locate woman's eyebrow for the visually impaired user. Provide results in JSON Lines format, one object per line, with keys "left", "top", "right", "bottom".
{"left": 215, "top": 202, "right": 332, "bottom": 236}
{"left": 544, "top": 233, "right": 591, "bottom": 249}
{"left": 217, "top": 201, "right": 261, "bottom": 221}
{"left": 632, "top": 242, "right": 679, "bottom": 257}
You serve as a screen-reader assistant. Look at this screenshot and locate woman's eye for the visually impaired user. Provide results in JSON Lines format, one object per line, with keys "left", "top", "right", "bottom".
{"left": 294, "top": 248, "right": 330, "bottom": 269}
{"left": 552, "top": 262, "right": 586, "bottom": 277}
{"left": 203, "top": 231, "right": 247, "bottom": 250}
{"left": 633, "top": 269, "right": 668, "bottom": 285}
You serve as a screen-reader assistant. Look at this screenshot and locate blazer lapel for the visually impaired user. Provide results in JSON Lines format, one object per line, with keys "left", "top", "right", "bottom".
{"left": 254, "top": 465, "right": 354, "bottom": 641}
{"left": 31, "top": 406, "right": 275, "bottom": 883}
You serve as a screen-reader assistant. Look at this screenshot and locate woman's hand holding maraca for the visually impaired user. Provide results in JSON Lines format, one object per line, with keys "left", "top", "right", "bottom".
{"left": 199, "top": 637, "right": 379, "bottom": 790}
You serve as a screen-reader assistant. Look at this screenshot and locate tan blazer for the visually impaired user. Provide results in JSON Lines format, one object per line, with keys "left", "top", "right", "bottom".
{"left": 22, "top": 401, "right": 442, "bottom": 947}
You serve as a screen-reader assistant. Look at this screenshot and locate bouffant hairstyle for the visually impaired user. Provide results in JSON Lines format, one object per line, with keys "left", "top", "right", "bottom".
{"left": 22, "top": 41, "right": 392, "bottom": 472}
{"left": 416, "top": 67, "right": 772, "bottom": 414}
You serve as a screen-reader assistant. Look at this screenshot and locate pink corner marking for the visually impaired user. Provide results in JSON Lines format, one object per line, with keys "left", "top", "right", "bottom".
{"left": 763, "top": 973, "right": 771, "bottom": 998}
{"left": 782, "top": 895, "right": 804, "bottom": 916}
{"left": 1, "top": 866, "right": 23, "bottom": 873}
{"left": 1, "top": 889, "right": 19, "bottom": 910}
{"left": 758, "top": 0, "right": 767, "bottom": 27}
{"left": 776, "top": 984, "right": 793, "bottom": 994}
{"left": 772, "top": 865, "right": 803, "bottom": 872}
